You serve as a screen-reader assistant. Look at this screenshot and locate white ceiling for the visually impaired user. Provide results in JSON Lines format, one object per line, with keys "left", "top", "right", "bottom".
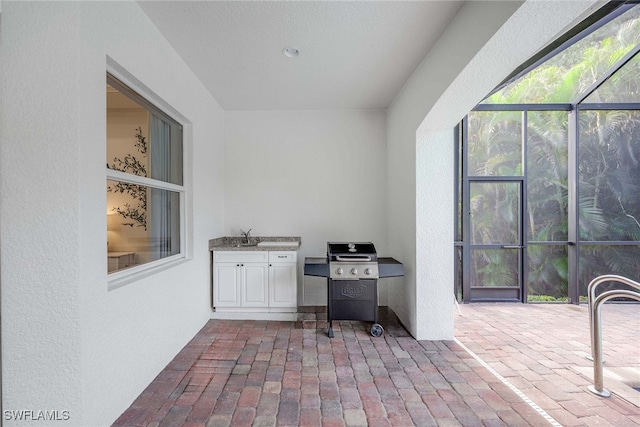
{"left": 138, "top": 1, "right": 464, "bottom": 111}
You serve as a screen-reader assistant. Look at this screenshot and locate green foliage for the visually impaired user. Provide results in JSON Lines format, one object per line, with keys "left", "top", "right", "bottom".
{"left": 463, "top": 7, "right": 640, "bottom": 299}
{"left": 486, "top": 7, "right": 640, "bottom": 105}
{"left": 107, "top": 127, "right": 148, "bottom": 230}
{"left": 473, "top": 249, "right": 518, "bottom": 288}
{"left": 553, "top": 257, "right": 568, "bottom": 281}
{"left": 527, "top": 295, "right": 569, "bottom": 302}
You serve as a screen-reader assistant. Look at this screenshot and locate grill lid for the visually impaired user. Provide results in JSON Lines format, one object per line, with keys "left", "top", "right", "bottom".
{"left": 327, "top": 242, "right": 377, "bottom": 261}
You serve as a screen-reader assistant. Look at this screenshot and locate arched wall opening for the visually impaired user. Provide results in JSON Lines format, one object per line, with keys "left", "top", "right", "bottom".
{"left": 388, "top": 0, "right": 603, "bottom": 340}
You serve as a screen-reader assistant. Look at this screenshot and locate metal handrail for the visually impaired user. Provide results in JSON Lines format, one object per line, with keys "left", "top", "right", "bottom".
{"left": 588, "top": 274, "right": 640, "bottom": 306}
{"left": 587, "top": 275, "right": 640, "bottom": 360}
{"left": 587, "top": 278, "right": 640, "bottom": 398}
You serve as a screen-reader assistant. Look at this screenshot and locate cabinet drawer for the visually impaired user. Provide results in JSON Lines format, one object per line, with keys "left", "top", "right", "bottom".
{"left": 214, "top": 251, "right": 268, "bottom": 263}
{"left": 269, "top": 251, "right": 297, "bottom": 263}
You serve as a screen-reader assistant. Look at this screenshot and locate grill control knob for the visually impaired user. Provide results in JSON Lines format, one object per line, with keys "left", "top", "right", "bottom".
{"left": 350, "top": 268, "right": 358, "bottom": 275}
{"left": 336, "top": 268, "right": 343, "bottom": 276}
{"left": 364, "top": 268, "right": 371, "bottom": 275}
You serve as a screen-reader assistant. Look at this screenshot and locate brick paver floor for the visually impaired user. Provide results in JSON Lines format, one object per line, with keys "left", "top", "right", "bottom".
{"left": 454, "top": 303, "right": 639, "bottom": 427}
{"left": 113, "top": 304, "right": 639, "bottom": 426}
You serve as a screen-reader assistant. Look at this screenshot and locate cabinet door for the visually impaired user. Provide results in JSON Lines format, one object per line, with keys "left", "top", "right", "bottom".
{"left": 242, "top": 263, "right": 269, "bottom": 307}
{"left": 214, "top": 263, "right": 241, "bottom": 307}
{"left": 269, "top": 263, "right": 297, "bottom": 308}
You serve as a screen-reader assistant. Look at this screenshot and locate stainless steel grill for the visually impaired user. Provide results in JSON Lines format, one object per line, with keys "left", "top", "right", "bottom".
{"left": 328, "top": 242, "right": 379, "bottom": 280}
{"left": 326, "top": 242, "right": 382, "bottom": 338}
{"left": 304, "top": 242, "right": 404, "bottom": 338}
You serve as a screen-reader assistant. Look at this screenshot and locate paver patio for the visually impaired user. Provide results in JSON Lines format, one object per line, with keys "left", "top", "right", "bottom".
{"left": 113, "top": 304, "right": 639, "bottom": 426}
{"left": 455, "top": 303, "right": 639, "bottom": 427}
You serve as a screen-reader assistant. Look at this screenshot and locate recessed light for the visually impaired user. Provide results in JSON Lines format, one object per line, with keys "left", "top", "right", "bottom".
{"left": 282, "top": 47, "right": 300, "bottom": 58}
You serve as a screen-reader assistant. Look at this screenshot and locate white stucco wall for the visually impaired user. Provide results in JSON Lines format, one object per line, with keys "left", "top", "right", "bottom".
{"left": 388, "top": 0, "right": 601, "bottom": 340}
{"left": 224, "top": 110, "right": 388, "bottom": 306}
{"left": 0, "top": 2, "right": 225, "bottom": 425}
{"left": 1, "top": 2, "right": 84, "bottom": 420}
{"left": 0, "top": 0, "right": 608, "bottom": 424}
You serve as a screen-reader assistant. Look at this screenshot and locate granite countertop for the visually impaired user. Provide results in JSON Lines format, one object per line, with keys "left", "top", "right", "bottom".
{"left": 209, "top": 236, "right": 301, "bottom": 251}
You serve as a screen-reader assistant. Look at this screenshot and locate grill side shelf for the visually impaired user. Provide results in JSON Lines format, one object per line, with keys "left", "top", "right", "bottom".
{"left": 303, "top": 257, "right": 404, "bottom": 278}
{"left": 378, "top": 257, "right": 404, "bottom": 278}
{"left": 303, "top": 257, "right": 330, "bottom": 277}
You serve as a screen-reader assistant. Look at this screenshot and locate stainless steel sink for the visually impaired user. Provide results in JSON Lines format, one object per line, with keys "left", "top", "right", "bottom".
{"left": 257, "top": 241, "right": 300, "bottom": 247}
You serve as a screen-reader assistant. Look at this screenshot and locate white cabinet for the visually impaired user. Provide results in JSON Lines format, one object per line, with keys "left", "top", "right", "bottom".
{"left": 213, "top": 250, "right": 297, "bottom": 312}
{"left": 241, "top": 263, "right": 269, "bottom": 307}
{"left": 269, "top": 252, "right": 297, "bottom": 308}
{"left": 213, "top": 263, "right": 242, "bottom": 307}
{"left": 214, "top": 251, "right": 268, "bottom": 309}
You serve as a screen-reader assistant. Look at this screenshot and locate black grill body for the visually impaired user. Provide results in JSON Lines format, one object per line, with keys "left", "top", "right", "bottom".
{"left": 326, "top": 242, "right": 382, "bottom": 338}
{"left": 303, "top": 242, "right": 404, "bottom": 338}
{"left": 329, "top": 279, "right": 377, "bottom": 319}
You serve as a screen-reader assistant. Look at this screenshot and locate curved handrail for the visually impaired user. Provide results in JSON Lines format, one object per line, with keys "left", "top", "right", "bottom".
{"left": 588, "top": 274, "right": 640, "bottom": 304}
{"left": 587, "top": 275, "right": 640, "bottom": 360}
{"left": 587, "top": 288, "right": 640, "bottom": 398}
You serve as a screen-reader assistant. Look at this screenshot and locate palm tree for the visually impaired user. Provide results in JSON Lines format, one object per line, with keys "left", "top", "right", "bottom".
{"left": 463, "top": 9, "right": 640, "bottom": 298}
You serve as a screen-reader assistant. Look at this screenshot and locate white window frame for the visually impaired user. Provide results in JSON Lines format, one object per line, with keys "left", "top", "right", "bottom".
{"left": 106, "top": 62, "right": 191, "bottom": 290}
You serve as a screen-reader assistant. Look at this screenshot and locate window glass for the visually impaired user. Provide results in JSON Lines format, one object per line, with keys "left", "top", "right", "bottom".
{"left": 107, "top": 74, "right": 184, "bottom": 274}
{"left": 470, "top": 249, "right": 520, "bottom": 288}
{"left": 583, "top": 52, "right": 640, "bottom": 103}
{"left": 483, "top": 5, "right": 640, "bottom": 104}
{"left": 527, "top": 111, "right": 568, "bottom": 241}
{"left": 527, "top": 245, "right": 568, "bottom": 301}
{"left": 106, "top": 84, "right": 183, "bottom": 185}
{"left": 149, "top": 115, "right": 183, "bottom": 185}
{"left": 458, "top": 3, "right": 640, "bottom": 303}
{"left": 107, "top": 181, "right": 181, "bottom": 271}
{"left": 579, "top": 245, "right": 640, "bottom": 299}
{"left": 467, "top": 111, "right": 523, "bottom": 176}
{"left": 578, "top": 110, "right": 640, "bottom": 242}
{"left": 469, "top": 182, "right": 520, "bottom": 245}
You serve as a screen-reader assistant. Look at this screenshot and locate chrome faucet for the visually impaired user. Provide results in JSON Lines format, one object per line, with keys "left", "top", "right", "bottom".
{"left": 240, "top": 228, "right": 252, "bottom": 244}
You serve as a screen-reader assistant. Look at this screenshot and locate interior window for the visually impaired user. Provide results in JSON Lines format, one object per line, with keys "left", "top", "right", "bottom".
{"left": 106, "top": 74, "right": 184, "bottom": 276}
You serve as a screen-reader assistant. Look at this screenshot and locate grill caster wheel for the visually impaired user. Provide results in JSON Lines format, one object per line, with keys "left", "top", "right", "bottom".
{"left": 328, "top": 326, "right": 334, "bottom": 338}
{"left": 370, "top": 323, "right": 384, "bottom": 337}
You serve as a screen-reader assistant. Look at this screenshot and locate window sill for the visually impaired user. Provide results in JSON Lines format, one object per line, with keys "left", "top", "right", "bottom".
{"left": 108, "top": 255, "right": 189, "bottom": 291}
